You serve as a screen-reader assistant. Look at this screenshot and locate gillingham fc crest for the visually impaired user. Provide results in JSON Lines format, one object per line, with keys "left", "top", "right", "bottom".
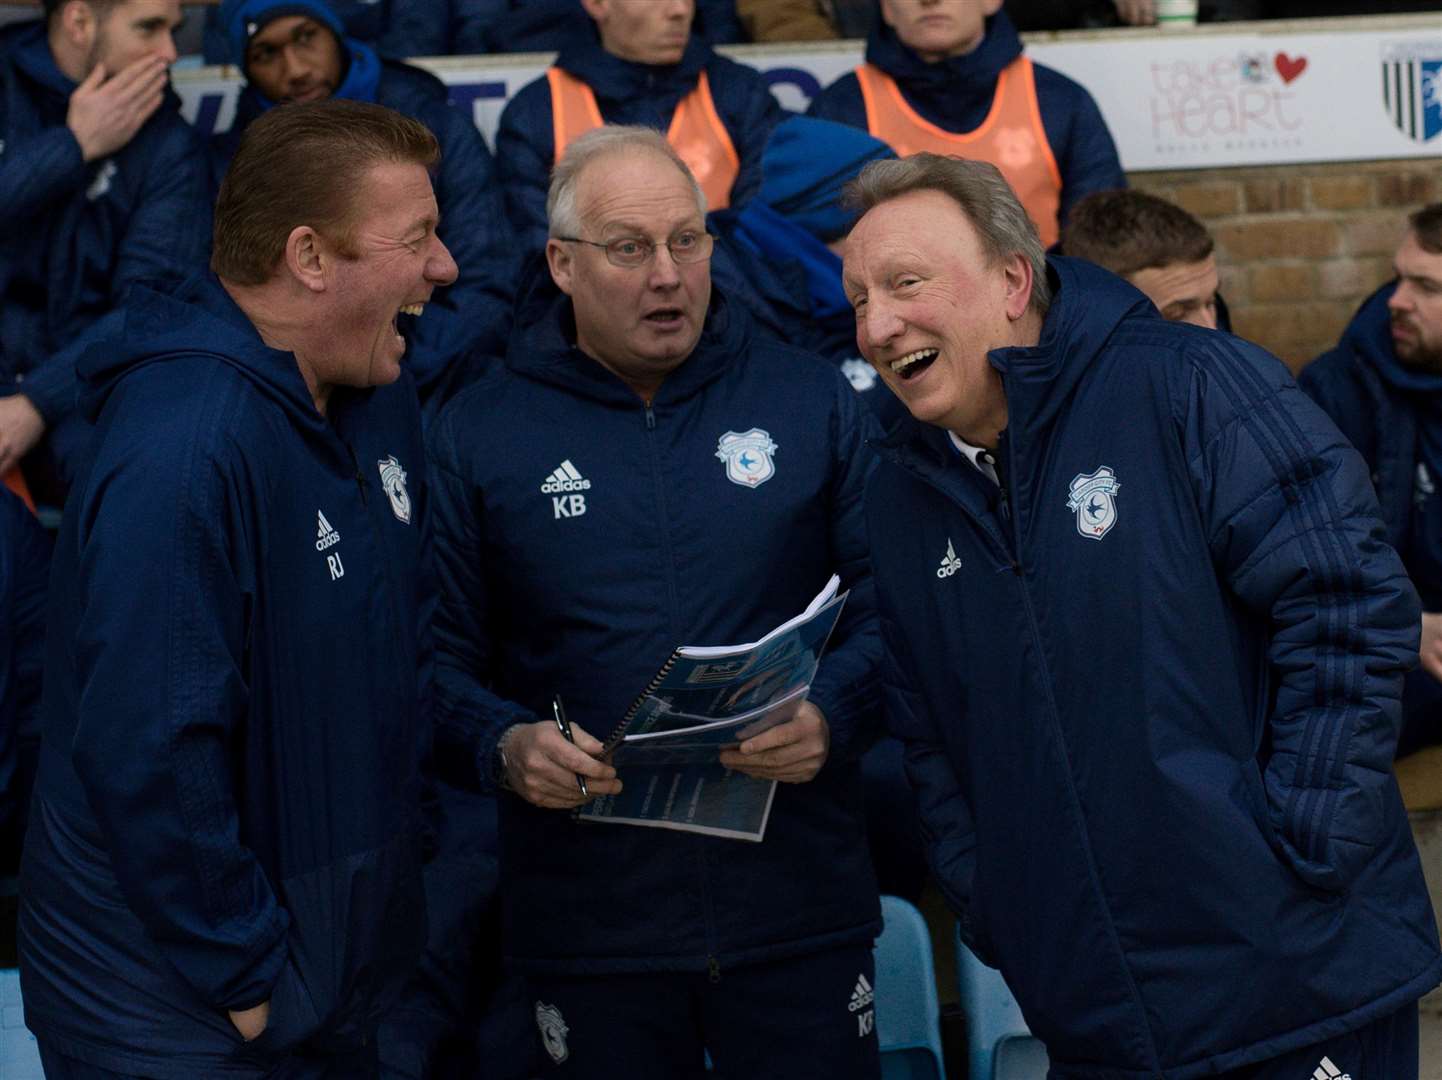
{"left": 535, "top": 1001, "right": 570, "bottom": 1064}
{"left": 1066, "top": 466, "right": 1120, "bottom": 540}
{"left": 716, "top": 429, "right": 778, "bottom": 489}
{"left": 377, "top": 455, "right": 412, "bottom": 524}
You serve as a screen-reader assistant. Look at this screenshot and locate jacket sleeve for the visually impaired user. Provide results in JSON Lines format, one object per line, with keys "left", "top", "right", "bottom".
{"left": 0, "top": 126, "right": 86, "bottom": 229}
{"left": 495, "top": 82, "right": 555, "bottom": 255}
{"left": 427, "top": 418, "right": 544, "bottom": 793}
{"left": 805, "top": 375, "right": 882, "bottom": 763}
{"left": 1182, "top": 336, "right": 1420, "bottom": 893}
{"left": 70, "top": 425, "right": 288, "bottom": 1010}
{"left": 1035, "top": 67, "right": 1126, "bottom": 228}
{"left": 715, "top": 58, "right": 784, "bottom": 210}
{"left": 404, "top": 101, "right": 515, "bottom": 400}
{"left": 25, "top": 121, "right": 212, "bottom": 432}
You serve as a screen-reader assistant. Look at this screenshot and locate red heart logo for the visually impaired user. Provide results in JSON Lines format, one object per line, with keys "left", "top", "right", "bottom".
{"left": 1274, "top": 52, "right": 1308, "bottom": 84}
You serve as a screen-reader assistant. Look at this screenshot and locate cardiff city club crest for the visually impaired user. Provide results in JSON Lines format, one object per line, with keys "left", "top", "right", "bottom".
{"left": 1382, "top": 42, "right": 1442, "bottom": 143}
{"left": 535, "top": 1001, "right": 570, "bottom": 1064}
{"left": 376, "top": 455, "right": 412, "bottom": 524}
{"left": 715, "top": 429, "right": 779, "bottom": 488}
{"left": 1066, "top": 466, "right": 1121, "bottom": 541}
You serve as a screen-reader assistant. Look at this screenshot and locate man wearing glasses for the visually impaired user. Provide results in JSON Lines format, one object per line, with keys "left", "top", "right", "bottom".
{"left": 427, "top": 125, "right": 885, "bottom": 1078}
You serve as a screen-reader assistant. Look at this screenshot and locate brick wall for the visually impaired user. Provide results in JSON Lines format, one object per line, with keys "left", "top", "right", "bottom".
{"left": 1127, "top": 160, "right": 1440, "bottom": 374}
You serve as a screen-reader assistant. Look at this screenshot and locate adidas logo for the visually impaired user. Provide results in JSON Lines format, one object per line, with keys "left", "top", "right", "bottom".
{"left": 541, "top": 460, "right": 592, "bottom": 494}
{"left": 935, "top": 539, "right": 962, "bottom": 579}
{"left": 1312, "top": 1057, "right": 1350, "bottom": 1080}
{"left": 315, "top": 510, "right": 341, "bottom": 552}
{"left": 848, "top": 974, "right": 874, "bottom": 1013}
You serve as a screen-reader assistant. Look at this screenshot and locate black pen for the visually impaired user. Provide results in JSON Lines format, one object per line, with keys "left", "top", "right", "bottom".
{"left": 552, "top": 695, "right": 589, "bottom": 798}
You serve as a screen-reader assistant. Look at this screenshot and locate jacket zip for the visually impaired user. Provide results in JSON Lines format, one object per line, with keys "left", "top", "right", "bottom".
{"left": 644, "top": 398, "right": 720, "bottom": 965}
{"left": 897, "top": 436, "right": 1160, "bottom": 1070}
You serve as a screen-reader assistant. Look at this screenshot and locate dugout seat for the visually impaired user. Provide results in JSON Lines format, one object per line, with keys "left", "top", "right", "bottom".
{"left": 954, "top": 929, "right": 1049, "bottom": 1080}
{"left": 1, "top": 967, "right": 43, "bottom": 1079}
{"left": 874, "top": 894, "right": 946, "bottom": 1079}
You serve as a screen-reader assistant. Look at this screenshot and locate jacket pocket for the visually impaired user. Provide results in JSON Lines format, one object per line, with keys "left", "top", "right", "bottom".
{"left": 241, "top": 952, "right": 322, "bottom": 1058}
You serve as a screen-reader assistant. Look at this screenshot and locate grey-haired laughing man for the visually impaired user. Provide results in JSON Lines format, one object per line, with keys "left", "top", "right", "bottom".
{"left": 849, "top": 153, "right": 1442, "bottom": 1080}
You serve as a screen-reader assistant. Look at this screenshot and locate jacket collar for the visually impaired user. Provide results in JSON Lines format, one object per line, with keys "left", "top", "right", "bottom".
{"left": 503, "top": 256, "right": 747, "bottom": 408}
{"left": 863, "top": 10, "right": 1021, "bottom": 109}
{"left": 555, "top": 27, "right": 710, "bottom": 104}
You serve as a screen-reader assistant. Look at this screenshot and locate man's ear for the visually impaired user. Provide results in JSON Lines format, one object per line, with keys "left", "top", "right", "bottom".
{"left": 284, "top": 226, "right": 328, "bottom": 294}
{"left": 59, "top": 0, "right": 99, "bottom": 55}
{"left": 1002, "top": 252, "right": 1034, "bottom": 322}
{"left": 982, "top": 0, "right": 1005, "bottom": 17}
{"left": 578, "top": 0, "right": 608, "bottom": 23}
{"left": 546, "top": 237, "right": 576, "bottom": 297}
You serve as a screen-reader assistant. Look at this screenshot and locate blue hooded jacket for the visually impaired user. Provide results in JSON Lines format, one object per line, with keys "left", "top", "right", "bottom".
{"left": 710, "top": 116, "right": 907, "bottom": 428}
{"left": 427, "top": 267, "right": 882, "bottom": 974}
{"left": 867, "top": 257, "right": 1441, "bottom": 1077}
{"left": 1300, "top": 283, "right": 1442, "bottom": 758}
{"left": 807, "top": 10, "right": 1125, "bottom": 232}
{"left": 0, "top": 21, "right": 211, "bottom": 464}
{"left": 496, "top": 27, "right": 783, "bottom": 252}
{"left": 213, "top": 0, "right": 515, "bottom": 416}
{"left": 19, "top": 276, "right": 436, "bottom": 1076}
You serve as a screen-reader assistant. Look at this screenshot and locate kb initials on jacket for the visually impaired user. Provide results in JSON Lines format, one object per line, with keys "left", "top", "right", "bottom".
{"left": 542, "top": 459, "right": 591, "bottom": 519}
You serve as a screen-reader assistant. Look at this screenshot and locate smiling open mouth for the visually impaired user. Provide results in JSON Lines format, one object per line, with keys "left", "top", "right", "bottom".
{"left": 645, "top": 307, "right": 683, "bottom": 326}
{"left": 890, "top": 348, "right": 938, "bottom": 380}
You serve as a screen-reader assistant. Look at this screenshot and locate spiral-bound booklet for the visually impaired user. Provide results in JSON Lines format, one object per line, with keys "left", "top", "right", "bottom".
{"left": 576, "top": 575, "right": 848, "bottom": 841}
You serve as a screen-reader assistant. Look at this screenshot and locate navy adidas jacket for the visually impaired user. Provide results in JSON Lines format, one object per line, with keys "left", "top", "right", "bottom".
{"left": 806, "top": 11, "right": 1124, "bottom": 230}
{"left": 1300, "top": 282, "right": 1442, "bottom": 758}
{"left": 496, "top": 30, "right": 783, "bottom": 252}
{"left": 0, "top": 22, "right": 210, "bottom": 454}
{"left": 868, "top": 258, "right": 1441, "bottom": 1077}
{"left": 19, "top": 276, "right": 434, "bottom": 1076}
{"left": 213, "top": 24, "right": 513, "bottom": 416}
{"left": 428, "top": 270, "right": 882, "bottom": 974}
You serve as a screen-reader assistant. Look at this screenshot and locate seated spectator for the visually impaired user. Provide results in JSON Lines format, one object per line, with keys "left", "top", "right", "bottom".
{"left": 1062, "top": 188, "right": 1224, "bottom": 330}
{"left": 496, "top": 0, "right": 782, "bottom": 252}
{"left": 0, "top": 0, "right": 211, "bottom": 507}
{"left": 1300, "top": 204, "right": 1442, "bottom": 763}
{"left": 214, "top": 0, "right": 515, "bottom": 416}
{"left": 808, "top": 0, "right": 1125, "bottom": 248}
{"left": 0, "top": 487, "right": 50, "bottom": 887}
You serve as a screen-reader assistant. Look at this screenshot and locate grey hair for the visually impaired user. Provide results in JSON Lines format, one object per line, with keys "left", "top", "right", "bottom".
{"left": 843, "top": 154, "right": 1051, "bottom": 316}
{"left": 547, "top": 125, "right": 707, "bottom": 238}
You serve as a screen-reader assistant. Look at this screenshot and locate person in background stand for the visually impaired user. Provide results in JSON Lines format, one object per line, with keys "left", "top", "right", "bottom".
{"left": 1062, "top": 188, "right": 1227, "bottom": 330}
{"left": 496, "top": 0, "right": 781, "bottom": 252}
{"left": 0, "top": 0, "right": 211, "bottom": 508}
{"left": 808, "top": 0, "right": 1124, "bottom": 248}
{"left": 1301, "top": 204, "right": 1442, "bottom": 766}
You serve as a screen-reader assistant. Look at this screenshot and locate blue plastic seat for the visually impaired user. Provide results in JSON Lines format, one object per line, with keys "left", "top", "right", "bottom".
{"left": 954, "top": 929, "right": 1049, "bottom": 1080}
{"left": 1, "top": 968, "right": 45, "bottom": 1079}
{"left": 873, "top": 895, "right": 946, "bottom": 1080}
